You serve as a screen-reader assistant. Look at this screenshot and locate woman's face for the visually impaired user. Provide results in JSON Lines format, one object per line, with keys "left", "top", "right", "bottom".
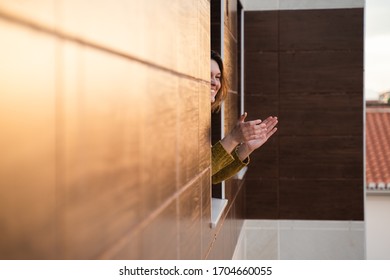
{"left": 210, "top": 59, "right": 221, "bottom": 103}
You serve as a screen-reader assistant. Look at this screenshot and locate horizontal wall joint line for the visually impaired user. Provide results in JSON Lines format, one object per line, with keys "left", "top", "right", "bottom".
{"left": 0, "top": 10, "right": 210, "bottom": 85}
{"left": 97, "top": 167, "right": 210, "bottom": 259}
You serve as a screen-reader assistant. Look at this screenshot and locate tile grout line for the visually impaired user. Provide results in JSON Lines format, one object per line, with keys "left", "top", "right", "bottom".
{"left": 98, "top": 168, "right": 210, "bottom": 259}
{"left": 0, "top": 9, "right": 210, "bottom": 86}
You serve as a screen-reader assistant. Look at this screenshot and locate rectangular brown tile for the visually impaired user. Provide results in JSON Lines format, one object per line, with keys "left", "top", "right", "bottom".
{"left": 223, "top": 210, "right": 234, "bottom": 258}
{"left": 246, "top": 140, "right": 279, "bottom": 180}
{"left": 280, "top": 163, "right": 363, "bottom": 180}
{"left": 244, "top": 52, "right": 279, "bottom": 96}
{"left": 224, "top": 28, "right": 238, "bottom": 93}
{"left": 199, "top": 84, "right": 211, "bottom": 172}
{"left": 279, "top": 51, "right": 363, "bottom": 93}
{"left": 177, "top": 0, "right": 201, "bottom": 78}
{"left": 224, "top": 179, "right": 237, "bottom": 203}
{"left": 235, "top": 182, "right": 246, "bottom": 223}
{"left": 226, "top": 188, "right": 246, "bottom": 255}
{"left": 206, "top": 228, "right": 225, "bottom": 260}
{"left": 99, "top": 229, "right": 141, "bottom": 260}
{"left": 278, "top": 91, "right": 363, "bottom": 136}
{"left": 280, "top": 9, "right": 364, "bottom": 51}
{"left": 60, "top": 0, "right": 206, "bottom": 79}
{"left": 279, "top": 179, "right": 364, "bottom": 220}
{"left": 279, "top": 135, "right": 363, "bottom": 166}
{"left": 228, "top": 181, "right": 240, "bottom": 210}
{"left": 0, "top": 23, "right": 57, "bottom": 259}
{"left": 200, "top": 170, "right": 213, "bottom": 259}
{"left": 225, "top": 174, "right": 245, "bottom": 200}
{"left": 178, "top": 179, "right": 202, "bottom": 259}
{"left": 245, "top": 179, "right": 278, "bottom": 219}
{"left": 60, "top": 1, "right": 176, "bottom": 71}
{"left": 178, "top": 78, "right": 199, "bottom": 187}
{"left": 244, "top": 11, "right": 279, "bottom": 52}
{"left": 206, "top": 211, "right": 237, "bottom": 260}
{"left": 139, "top": 199, "right": 178, "bottom": 259}
{"left": 139, "top": 70, "right": 179, "bottom": 217}
{"left": 244, "top": 95, "right": 279, "bottom": 121}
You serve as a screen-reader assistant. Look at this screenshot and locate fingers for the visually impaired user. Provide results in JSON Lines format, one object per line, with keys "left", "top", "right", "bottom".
{"left": 238, "top": 112, "right": 264, "bottom": 126}
{"left": 236, "top": 114, "right": 278, "bottom": 143}
{"left": 262, "top": 116, "right": 274, "bottom": 124}
{"left": 246, "top": 124, "right": 268, "bottom": 141}
{"left": 264, "top": 116, "right": 278, "bottom": 130}
{"left": 268, "top": 119, "right": 278, "bottom": 131}
{"left": 262, "top": 116, "right": 276, "bottom": 124}
{"left": 239, "top": 118, "right": 262, "bottom": 134}
{"left": 252, "top": 119, "right": 263, "bottom": 126}
{"left": 266, "top": 127, "right": 278, "bottom": 139}
{"left": 239, "top": 112, "right": 247, "bottom": 123}
{"left": 253, "top": 116, "right": 278, "bottom": 141}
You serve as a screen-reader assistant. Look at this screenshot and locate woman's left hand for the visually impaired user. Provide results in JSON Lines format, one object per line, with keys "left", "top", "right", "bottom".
{"left": 236, "top": 116, "right": 278, "bottom": 161}
{"left": 245, "top": 116, "right": 278, "bottom": 152}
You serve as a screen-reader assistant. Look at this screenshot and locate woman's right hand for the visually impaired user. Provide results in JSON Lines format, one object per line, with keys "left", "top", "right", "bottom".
{"left": 220, "top": 112, "right": 267, "bottom": 153}
{"left": 236, "top": 116, "right": 278, "bottom": 161}
{"left": 231, "top": 112, "right": 266, "bottom": 143}
{"left": 244, "top": 116, "right": 278, "bottom": 152}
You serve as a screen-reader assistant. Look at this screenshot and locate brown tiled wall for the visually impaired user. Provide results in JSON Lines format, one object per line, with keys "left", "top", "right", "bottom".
{"left": 244, "top": 8, "right": 364, "bottom": 220}
{"left": 0, "top": 0, "right": 243, "bottom": 260}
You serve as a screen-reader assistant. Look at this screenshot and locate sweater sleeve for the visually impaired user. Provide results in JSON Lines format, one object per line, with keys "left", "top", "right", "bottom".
{"left": 211, "top": 141, "right": 235, "bottom": 176}
{"left": 212, "top": 147, "right": 250, "bottom": 184}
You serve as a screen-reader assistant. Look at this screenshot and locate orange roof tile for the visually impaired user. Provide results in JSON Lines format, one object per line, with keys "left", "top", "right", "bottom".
{"left": 366, "top": 106, "right": 390, "bottom": 190}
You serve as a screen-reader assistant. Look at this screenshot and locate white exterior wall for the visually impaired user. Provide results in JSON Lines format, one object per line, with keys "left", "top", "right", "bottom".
{"left": 366, "top": 195, "right": 390, "bottom": 259}
{"left": 233, "top": 220, "right": 365, "bottom": 260}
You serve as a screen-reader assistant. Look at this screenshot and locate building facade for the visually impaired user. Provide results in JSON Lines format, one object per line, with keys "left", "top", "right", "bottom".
{"left": 0, "top": 0, "right": 364, "bottom": 259}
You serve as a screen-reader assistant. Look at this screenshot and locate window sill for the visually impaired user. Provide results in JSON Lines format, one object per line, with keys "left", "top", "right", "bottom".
{"left": 233, "top": 166, "right": 248, "bottom": 180}
{"left": 211, "top": 198, "right": 228, "bottom": 228}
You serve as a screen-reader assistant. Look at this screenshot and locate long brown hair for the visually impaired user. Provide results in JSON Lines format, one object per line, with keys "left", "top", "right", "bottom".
{"left": 211, "top": 50, "right": 228, "bottom": 113}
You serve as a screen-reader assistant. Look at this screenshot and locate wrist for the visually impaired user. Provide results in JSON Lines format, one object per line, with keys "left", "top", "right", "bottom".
{"left": 220, "top": 133, "right": 240, "bottom": 154}
{"left": 237, "top": 143, "right": 252, "bottom": 161}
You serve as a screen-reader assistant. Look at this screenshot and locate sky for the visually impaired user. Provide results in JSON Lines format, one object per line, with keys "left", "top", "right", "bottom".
{"left": 365, "top": 0, "right": 390, "bottom": 100}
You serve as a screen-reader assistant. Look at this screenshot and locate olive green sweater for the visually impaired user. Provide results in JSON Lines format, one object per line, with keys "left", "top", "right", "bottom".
{"left": 211, "top": 141, "right": 249, "bottom": 184}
